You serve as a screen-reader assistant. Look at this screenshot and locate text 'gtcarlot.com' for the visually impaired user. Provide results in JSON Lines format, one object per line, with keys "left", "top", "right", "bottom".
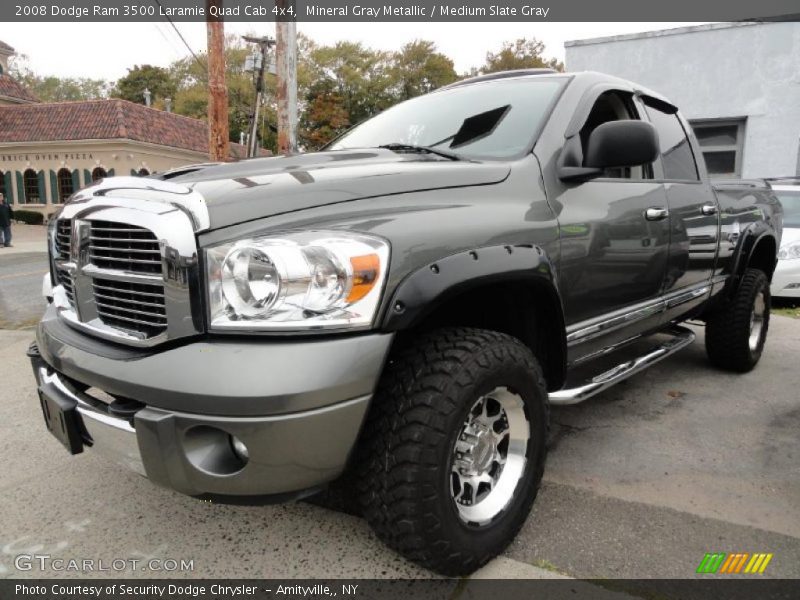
{"left": 13, "top": 554, "right": 194, "bottom": 572}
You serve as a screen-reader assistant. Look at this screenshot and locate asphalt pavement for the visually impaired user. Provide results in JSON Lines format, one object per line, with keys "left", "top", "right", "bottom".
{"left": 0, "top": 224, "right": 49, "bottom": 330}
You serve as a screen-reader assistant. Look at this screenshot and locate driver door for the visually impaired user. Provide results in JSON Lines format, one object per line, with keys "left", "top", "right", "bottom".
{"left": 550, "top": 90, "right": 670, "bottom": 360}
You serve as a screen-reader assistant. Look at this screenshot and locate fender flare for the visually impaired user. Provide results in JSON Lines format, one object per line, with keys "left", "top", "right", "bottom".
{"left": 381, "top": 244, "right": 562, "bottom": 331}
{"left": 380, "top": 244, "right": 567, "bottom": 388}
{"left": 725, "top": 223, "right": 778, "bottom": 297}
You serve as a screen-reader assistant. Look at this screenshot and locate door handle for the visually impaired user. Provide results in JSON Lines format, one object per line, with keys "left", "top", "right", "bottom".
{"left": 701, "top": 204, "right": 718, "bottom": 216}
{"left": 644, "top": 207, "right": 669, "bottom": 221}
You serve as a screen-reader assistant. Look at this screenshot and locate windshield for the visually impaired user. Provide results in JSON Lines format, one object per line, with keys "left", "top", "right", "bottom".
{"left": 777, "top": 190, "right": 800, "bottom": 228}
{"left": 329, "top": 77, "right": 566, "bottom": 160}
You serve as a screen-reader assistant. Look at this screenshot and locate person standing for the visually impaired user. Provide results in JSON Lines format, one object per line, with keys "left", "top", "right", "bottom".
{"left": 0, "top": 193, "right": 13, "bottom": 247}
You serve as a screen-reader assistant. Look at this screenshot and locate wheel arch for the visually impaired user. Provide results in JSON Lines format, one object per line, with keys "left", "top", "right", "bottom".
{"left": 725, "top": 226, "right": 778, "bottom": 299}
{"left": 381, "top": 244, "right": 567, "bottom": 391}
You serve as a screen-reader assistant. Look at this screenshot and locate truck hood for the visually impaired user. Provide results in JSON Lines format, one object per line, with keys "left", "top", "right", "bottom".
{"left": 167, "top": 149, "right": 511, "bottom": 230}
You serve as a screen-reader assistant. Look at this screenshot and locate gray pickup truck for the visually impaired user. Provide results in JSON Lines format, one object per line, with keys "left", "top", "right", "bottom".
{"left": 30, "top": 69, "right": 782, "bottom": 575}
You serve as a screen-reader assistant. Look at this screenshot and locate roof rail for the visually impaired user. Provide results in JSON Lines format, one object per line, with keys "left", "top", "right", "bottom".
{"left": 442, "top": 68, "right": 559, "bottom": 90}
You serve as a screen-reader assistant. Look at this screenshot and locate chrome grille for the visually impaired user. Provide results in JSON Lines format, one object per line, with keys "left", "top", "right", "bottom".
{"left": 57, "top": 269, "right": 75, "bottom": 307}
{"left": 92, "top": 278, "right": 167, "bottom": 336}
{"left": 49, "top": 178, "right": 204, "bottom": 348}
{"left": 56, "top": 219, "right": 72, "bottom": 260}
{"left": 89, "top": 220, "right": 162, "bottom": 274}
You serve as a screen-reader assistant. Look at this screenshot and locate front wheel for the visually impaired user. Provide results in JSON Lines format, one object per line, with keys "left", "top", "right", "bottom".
{"left": 705, "top": 267, "right": 770, "bottom": 372}
{"left": 354, "top": 327, "right": 549, "bottom": 575}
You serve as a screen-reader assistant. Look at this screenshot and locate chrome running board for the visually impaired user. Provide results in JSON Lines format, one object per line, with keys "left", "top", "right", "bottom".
{"left": 549, "top": 326, "right": 696, "bottom": 406}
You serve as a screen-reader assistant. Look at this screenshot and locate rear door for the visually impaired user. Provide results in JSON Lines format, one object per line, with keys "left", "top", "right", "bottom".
{"left": 641, "top": 97, "right": 718, "bottom": 317}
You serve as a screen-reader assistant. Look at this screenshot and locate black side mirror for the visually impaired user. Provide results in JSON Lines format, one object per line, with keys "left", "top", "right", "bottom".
{"left": 584, "top": 120, "right": 659, "bottom": 169}
{"left": 557, "top": 120, "right": 660, "bottom": 183}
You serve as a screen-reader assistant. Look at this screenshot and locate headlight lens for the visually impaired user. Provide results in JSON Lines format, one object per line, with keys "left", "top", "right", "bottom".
{"left": 778, "top": 240, "right": 800, "bottom": 261}
{"left": 206, "top": 231, "right": 389, "bottom": 331}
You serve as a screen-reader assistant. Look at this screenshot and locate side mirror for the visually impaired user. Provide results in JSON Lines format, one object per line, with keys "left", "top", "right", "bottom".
{"left": 584, "top": 120, "right": 659, "bottom": 169}
{"left": 557, "top": 120, "right": 659, "bottom": 183}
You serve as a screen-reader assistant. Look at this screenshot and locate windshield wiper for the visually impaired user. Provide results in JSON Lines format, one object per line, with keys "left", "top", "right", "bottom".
{"left": 378, "top": 143, "right": 462, "bottom": 161}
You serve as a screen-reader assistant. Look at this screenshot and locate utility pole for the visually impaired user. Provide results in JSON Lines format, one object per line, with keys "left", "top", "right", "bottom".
{"left": 275, "top": 0, "right": 298, "bottom": 154}
{"left": 243, "top": 35, "right": 275, "bottom": 158}
{"left": 207, "top": 0, "right": 230, "bottom": 162}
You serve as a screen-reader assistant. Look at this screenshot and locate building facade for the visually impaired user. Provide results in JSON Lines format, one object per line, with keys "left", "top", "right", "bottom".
{"left": 0, "top": 40, "right": 248, "bottom": 218}
{"left": 565, "top": 22, "right": 800, "bottom": 179}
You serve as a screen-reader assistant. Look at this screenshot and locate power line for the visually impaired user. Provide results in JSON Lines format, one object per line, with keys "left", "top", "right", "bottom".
{"left": 151, "top": 0, "right": 208, "bottom": 75}
{"left": 153, "top": 22, "right": 183, "bottom": 59}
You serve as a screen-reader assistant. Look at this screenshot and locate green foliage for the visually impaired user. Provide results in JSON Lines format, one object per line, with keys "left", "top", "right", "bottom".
{"left": 9, "top": 54, "right": 109, "bottom": 102}
{"left": 479, "top": 38, "right": 564, "bottom": 74}
{"left": 168, "top": 34, "right": 261, "bottom": 148}
{"left": 298, "top": 38, "right": 457, "bottom": 150}
{"left": 390, "top": 40, "right": 458, "bottom": 100}
{"left": 12, "top": 209, "right": 44, "bottom": 225}
{"left": 112, "top": 64, "right": 177, "bottom": 105}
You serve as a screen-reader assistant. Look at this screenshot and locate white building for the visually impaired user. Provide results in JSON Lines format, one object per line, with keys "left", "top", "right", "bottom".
{"left": 565, "top": 22, "right": 800, "bottom": 179}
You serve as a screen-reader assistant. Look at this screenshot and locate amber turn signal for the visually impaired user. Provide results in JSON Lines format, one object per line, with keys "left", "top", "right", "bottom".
{"left": 347, "top": 254, "right": 381, "bottom": 303}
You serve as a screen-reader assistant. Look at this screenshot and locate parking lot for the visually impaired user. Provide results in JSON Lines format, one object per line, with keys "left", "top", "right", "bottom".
{"left": 1, "top": 234, "right": 799, "bottom": 581}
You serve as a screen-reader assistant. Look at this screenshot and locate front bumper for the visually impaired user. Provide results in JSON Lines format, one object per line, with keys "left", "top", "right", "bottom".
{"left": 770, "top": 260, "right": 800, "bottom": 298}
{"left": 30, "top": 308, "right": 394, "bottom": 498}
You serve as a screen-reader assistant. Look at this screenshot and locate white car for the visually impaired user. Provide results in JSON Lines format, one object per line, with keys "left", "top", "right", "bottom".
{"left": 771, "top": 182, "right": 800, "bottom": 299}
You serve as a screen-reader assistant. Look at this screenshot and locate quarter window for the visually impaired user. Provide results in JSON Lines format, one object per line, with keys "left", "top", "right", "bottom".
{"left": 690, "top": 119, "right": 745, "bottom": 177}
{"left": 644, "top": 101, "right": 699, "bottom": 181}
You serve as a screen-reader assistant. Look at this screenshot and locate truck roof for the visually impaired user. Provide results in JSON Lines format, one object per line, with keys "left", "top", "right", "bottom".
{"left": 439, "top": 69, "right": 677, "bottom": 113}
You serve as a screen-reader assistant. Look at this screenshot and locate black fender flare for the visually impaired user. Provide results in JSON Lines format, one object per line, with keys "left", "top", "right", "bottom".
{"left": 725, "top": 223, "right": 778, "bottom": 297}
{"left": 380, "top": 244, "right": 567, "bottom": 387}
{"left": 381, "top": 244, "right": 560, "bottom": 330}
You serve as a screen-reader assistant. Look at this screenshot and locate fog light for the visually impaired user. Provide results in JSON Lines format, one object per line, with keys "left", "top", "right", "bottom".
{"left": 230, "top": 435, "right": 249, "bottom": 461}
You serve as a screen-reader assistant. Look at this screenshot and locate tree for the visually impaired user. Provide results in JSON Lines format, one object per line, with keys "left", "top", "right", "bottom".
{"left": 301, "top": 89, "right": 350, "bottom": 149}
{"left": 168, "top": 34, "right": 266, "bottom": 150}
{"left": 479, "top": 38, "right": 564, "bottom": 74}
{"left": 390, "top": 40, "right": 457, "bottom": 100}
{"left": 113, "top": 64, "right": 176, "bottom": 105}
{"left": 8, "top": 54, "right": 109, "bottom": 102}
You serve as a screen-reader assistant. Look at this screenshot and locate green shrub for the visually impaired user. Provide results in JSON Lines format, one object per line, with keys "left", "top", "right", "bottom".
{"left": 13, "top": 209, "right": 45, "bottom": 225}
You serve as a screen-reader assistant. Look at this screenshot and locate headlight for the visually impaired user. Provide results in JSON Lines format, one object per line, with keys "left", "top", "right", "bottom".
{"left": 206, "top": 231, "right": 390, "bottom": 331}
{"left": 778, "top": 240, "right": 800, "bottom": 261}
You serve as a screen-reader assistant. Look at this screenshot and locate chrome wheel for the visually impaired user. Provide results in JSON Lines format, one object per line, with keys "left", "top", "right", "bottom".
{"left": 450, "top": 387, "right": 530, "bottom": 525}
{"left": 749, "top": 289, "right": 766, "bottom": 352}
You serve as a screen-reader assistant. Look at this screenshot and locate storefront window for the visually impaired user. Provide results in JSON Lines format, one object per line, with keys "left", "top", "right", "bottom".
{"left": 23, "top": 169, "right": 41, "bottom": 204}
{"left": 92, "top": 167, "right": 107, "bottom": 182}
{"left": 57, "top": 168, "right": 74, "bottom": 202}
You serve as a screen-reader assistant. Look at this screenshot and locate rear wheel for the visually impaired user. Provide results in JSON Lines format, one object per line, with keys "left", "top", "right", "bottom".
{"left": 705, "top": 267, "right": 770, "bottom": 372}
{"left": 354, "top": 327, "right": 548, "bottom": 575}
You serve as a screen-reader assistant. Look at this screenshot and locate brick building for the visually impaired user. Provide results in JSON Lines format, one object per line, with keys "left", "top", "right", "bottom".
{"left": 0, "top": 40, "right": 248, "bottom": 218}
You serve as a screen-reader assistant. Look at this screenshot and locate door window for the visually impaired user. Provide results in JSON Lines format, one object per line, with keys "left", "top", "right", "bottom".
{"left": 579, "top": 91, "right": 653, "bottom": 180}
{"left": 644, "top": 101, "right": 700, "bottom": 181}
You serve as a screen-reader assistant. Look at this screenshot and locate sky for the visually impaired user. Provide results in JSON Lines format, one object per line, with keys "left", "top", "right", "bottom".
{"left": 1, "top": 21, "right": 706, "bottom": 81}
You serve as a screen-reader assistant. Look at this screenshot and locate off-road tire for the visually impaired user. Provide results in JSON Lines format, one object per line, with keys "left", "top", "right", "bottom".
{"left": 354, "top": 327, "right": 549, "bottom": 576}
{"left": 705, "top": 267, "right": 770, "bottom": 372}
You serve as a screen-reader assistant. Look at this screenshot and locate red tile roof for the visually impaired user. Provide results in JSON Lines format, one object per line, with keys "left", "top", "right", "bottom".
{"left": 0, "top": 74, "right": 39, "bottom": 103}
{"left": 0, "top": 98, "right": 256, "bottom": 158}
